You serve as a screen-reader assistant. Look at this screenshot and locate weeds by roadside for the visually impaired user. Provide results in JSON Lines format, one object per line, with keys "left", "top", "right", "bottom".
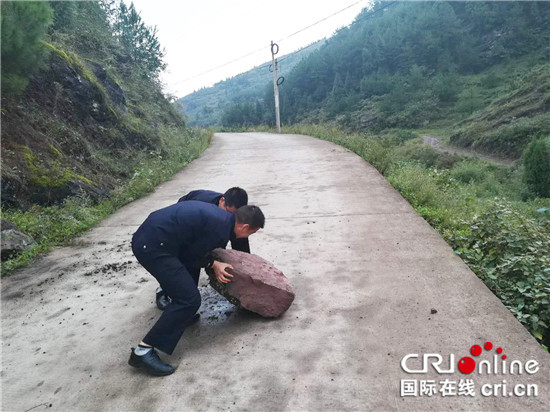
{"left": 1, "top": 127, "right": 212, "bottom": 275}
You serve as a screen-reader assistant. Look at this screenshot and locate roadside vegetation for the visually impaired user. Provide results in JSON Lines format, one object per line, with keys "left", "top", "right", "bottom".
{"left": 280, "top": 124, "right": 550, "bottom": 349}
{"left": 1, "top": 1, "right": 210, "bottom": 273}
{"left": 1, "top": 127, "right": 211, "bottom": 275}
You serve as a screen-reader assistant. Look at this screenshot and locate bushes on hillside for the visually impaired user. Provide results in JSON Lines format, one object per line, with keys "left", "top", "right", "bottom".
{"left": 451, "top": 160, "right": 490, "bottom": 184}
{"left": 450, "top": 203, "right": 550, "bottom": 341}
{"left": 523, "top": 137, "right": 550, "bottom": 198}
{"left": 394, "top": 144, "right": 440, "bottom": 168}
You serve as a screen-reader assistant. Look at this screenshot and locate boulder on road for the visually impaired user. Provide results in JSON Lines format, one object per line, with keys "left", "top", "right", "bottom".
{"left": 206, "top": 249, "right": 294, "bottom": 318}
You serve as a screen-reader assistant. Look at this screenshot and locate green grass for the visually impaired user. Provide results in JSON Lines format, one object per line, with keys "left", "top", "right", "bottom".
{"left": 43, "top": 41, "right": 118, "bottom": 119}
{"left": 280, "top": 123, "right": 550, "bottom": 347}
{"left": 450, "top": 63, "right": 550, "bottom": 158}
{"left": 1, "top": 127, "right": 212, "bottom": 275}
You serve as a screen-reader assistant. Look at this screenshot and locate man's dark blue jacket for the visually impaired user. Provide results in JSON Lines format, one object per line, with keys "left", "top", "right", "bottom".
{"left": 178, "top": 190, "right": 223, "bottom": 205}
{"left": 132, "top": 200, "right": 235, "bottom": 268}
{"left": 177, "top": 189, "right": 250, "bottom": 253}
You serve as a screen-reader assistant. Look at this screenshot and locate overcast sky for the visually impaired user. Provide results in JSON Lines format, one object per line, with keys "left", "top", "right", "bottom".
{"left": 130, "top": 0, "right": 373, "bottom": 98}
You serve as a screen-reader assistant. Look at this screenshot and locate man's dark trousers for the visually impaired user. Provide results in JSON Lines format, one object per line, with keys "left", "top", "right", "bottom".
{"left": 132, "top": 243, "right": 200, "bottom": 355}
{"left": 131, "top": 201, "right": 234, "bottom": 355}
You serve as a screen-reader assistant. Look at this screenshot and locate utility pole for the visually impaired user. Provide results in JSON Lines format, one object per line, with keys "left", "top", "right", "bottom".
{"left": 271, "top": 41, "right": 281, "bottom": 133}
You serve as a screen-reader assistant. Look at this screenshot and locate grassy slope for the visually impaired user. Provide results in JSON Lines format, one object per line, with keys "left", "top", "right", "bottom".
{"left": 339, "top": 55, "right": 549, "bottom": 153}
{"left": 449, "top": 62, "right": 550, "bottom": 158}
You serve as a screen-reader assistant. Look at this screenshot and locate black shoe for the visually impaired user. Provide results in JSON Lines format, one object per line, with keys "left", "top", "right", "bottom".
{"left": 156, "top": 290, "right": 171, "bottom": 311}
{"left": 128, "top": 348, "right": 174, "bottom": 376}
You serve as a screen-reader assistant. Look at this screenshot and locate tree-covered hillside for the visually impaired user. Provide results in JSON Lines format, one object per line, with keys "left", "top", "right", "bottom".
{"left": 178, "top": 42, "right": 322, "bottom": 126}
{"left": 282, "top": 1, "right": 548, "bottom": 149}
{"left": 1, "top": 1, "right": 209, "bottom": 271}
{"left": 217, "top": 1, "right": 549, "bottom": 159}
{"left": 1, "top": 1, "right": 206, "bottom": 210}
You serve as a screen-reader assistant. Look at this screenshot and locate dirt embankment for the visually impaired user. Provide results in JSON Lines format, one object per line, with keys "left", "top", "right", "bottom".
{"left": 422, "top": 135, "right": 515, "bottom": 166}
{"left": 1, "top": 46, "right": 181, "bottom": 210}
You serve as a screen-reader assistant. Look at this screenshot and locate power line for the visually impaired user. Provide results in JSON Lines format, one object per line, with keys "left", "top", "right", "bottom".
{"left": 276, "top": 0, "right": 365, "bottom": 43}
{"left": 351, "top": 1, "right": 396, "bottom": 24}
{"left": 181, "top": 42, "right": 318, "bottom": 100}
{"left": 269, "top": 2, "right": 396, "bottom": 68}
{"left": 170, "top": 1, "right": 367, "bottom": 88}
{"left": 172, "top": 1, "right": 396, "bottom": 91}
{"left": 171, "top": 43, "right": 268, "bottom": 86}
{"left": 276, "top": 41, "right": 321, "bottom": 66}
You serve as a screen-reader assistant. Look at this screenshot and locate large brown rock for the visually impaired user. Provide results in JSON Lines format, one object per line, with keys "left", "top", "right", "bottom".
{"left": 205, "top": 249, "right": 295, "bottom": 318}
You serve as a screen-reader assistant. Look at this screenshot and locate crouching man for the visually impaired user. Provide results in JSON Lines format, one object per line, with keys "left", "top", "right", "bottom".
{"left": 129, "top": 200, "right": 265, "bottom": 376}
{"left": 155, "top": 187, "right": 251, "bottom": 310}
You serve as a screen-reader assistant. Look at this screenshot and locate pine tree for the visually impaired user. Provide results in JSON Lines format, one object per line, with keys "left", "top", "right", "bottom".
{"left": 114, "top": 1, "right": 165, "bottom": 77}
{"left": 1, "top": 1, "right": 53, "bottom": 94}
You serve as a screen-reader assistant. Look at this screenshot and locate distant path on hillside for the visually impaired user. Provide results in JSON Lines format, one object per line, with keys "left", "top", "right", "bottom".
{"left": 423, "top": 135, "right": 516, "bottom": 166}
{"left": 2, "top": 133, "right": 548, "bottom": 411}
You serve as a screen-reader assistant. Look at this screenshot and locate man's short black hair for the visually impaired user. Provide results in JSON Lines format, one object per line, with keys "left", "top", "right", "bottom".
{"left": 235, "top": 205, "right": 265, "bottom": 229}
{"left": 224, "top": 187, "right": 248, "bottom": 208}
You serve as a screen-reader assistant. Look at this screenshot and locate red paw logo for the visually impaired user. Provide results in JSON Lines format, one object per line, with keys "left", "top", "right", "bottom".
{"left": 458, "top": 341, "right": 506, "bottom": 374}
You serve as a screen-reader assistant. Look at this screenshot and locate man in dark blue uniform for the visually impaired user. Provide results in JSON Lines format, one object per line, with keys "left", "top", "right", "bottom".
{"left": 178, "top": 187, "right": 248, "bottom": 214}
{"left": 129, "top": 201, "right": 265, "bottom": 376}
{"left": 155, "top": 187, "right": 251, "bottom": 310}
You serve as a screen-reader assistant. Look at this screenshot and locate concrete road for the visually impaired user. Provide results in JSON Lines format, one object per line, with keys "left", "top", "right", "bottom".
{"left": 2, "top": 132, "right": 549, "bottom": 411}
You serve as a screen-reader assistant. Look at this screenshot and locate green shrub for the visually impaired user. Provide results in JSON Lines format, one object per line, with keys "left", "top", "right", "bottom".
{"left": 450, "top": 202, "right": 550, "bottom": 339}
{"left": 523, "top": 137, "right": 550, "bottom": 198}
{"left": 435, "top": 151, "right": 462, "bottom": 169}
{"left": 482, "top": 72, "right": 502, "bottom": 89}
{"left": 1, "top": 73, "right": 29, "bottom": 96}
{"left": 387, "top": 164, "right": 445, "bottom": 209}
{"left": 395, "top": 130, "right": 418, "bottom": 143}
{"left": 450, "top": 160, "right": 487, "bottom": 184}
{"left": 363, "top": 140, "right": 394, "bottom": 175}
{"left": 431, "top": 73, "right": 460, "bottom": 103}
{"left": 360, "top": 72, "right": 393, "bottom": 97}
{"left": 395, "top": 144, "right": 440, "bottom": 168}
{"left": 456, "top": 87, "right": 485, "bottom": 115}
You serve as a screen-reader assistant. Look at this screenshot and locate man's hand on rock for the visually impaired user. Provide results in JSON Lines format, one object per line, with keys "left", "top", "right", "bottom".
{"left": 212, "top": 261, "right": 234, "bottom": 284}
